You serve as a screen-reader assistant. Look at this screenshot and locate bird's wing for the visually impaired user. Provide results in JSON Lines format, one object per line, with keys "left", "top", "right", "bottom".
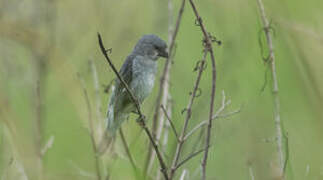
{"left": 114, "top": 54, "right": 135, "bottom": 94}
{"left": 109, "top": 54, "right": 141, "bottom": 119}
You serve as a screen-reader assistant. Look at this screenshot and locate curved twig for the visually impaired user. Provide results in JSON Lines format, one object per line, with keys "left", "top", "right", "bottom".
{"left": 188, "top": 1, "right": 218, "bottom": 179}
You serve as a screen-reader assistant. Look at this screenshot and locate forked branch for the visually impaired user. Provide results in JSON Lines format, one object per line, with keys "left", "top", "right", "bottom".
{"left": 188, "top": 0, "right": 218, "bottom": 179}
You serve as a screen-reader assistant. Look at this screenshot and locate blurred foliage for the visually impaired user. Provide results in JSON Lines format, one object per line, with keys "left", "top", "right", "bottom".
{"left": 0, "top": 0, "right": 323, "bottom": 179}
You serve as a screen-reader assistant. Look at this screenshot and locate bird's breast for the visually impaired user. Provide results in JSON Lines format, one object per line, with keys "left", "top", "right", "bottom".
{"left": 131, "top": 58, "right": 157, "bottom": 102}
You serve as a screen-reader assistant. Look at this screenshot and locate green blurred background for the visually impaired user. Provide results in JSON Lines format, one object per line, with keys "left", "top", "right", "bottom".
{"left": 0, "top": 0, "right": 323, "bottom": 179}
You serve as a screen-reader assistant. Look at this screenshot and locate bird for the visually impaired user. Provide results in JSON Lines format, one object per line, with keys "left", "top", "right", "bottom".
{"left": 99, "top": 34, "right": 168, "bottom": 154}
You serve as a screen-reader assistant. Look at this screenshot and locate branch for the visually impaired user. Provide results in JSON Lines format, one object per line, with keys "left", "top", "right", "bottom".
{"left": 90, "top": 60, "right": 104, "bottom": 139}
{"left": 179, "top": 169, "right": 188, "bottom": 180}
{"left": 34, "top": 80, "right": 44, "bottom": 179}
{"left": 248, "top": 165, "right": 255, "bottom": 180}
{"left": 158, "top": 97, "right": 173, "bottom": 180}
{"left": 169, "top": 49, "right": 208, "bottom": 179}
{"left": 185, "top": 92, "right": 239, "bottom": 141}
{"left": 188, "top": 1, "right": 218, "bottom": 179}
{"left": 305, "top": 164, "right": 310, "bottom": 178}
{"left": 145, "top": 0, "right": 186, "bottom": 176}
{"left": 212, "top": 91, "right": 229, "bottom": 118}
{"left": 162, "top": 96, "right": 173, "bottom": 149}
{"left": 78, "top": 73, "right": 102, "bottom": 180}
{"left": 152, "top": 0, "right": 186, "bottom": 132}
{"left": 183, "top": 121, "right": 207, "bottom": 141}
{"left": 41, "top": 135, "right": 55, "bottom": 156}
{"left": 69, "top": 160, "right": 96, "bottom": 179}
{"left": 214, "top": 107, "right": 241, "bottom": 119}
{"left": 257, "top": 0, "right": 285, "bottom": 178}
{"left": 97, "top": 34, "right": 169, "bottom": 180}
{"left": 174, "top": 146, "right": 209, "bottom": 171}
{"left": 187, "top": 92, "right": 238, "bottom": 159}
{"left": 161, "top": 105, "right": 179, "bottom": 141}
{"left": 97, "top": 34, "right": 142, "bottom": 116}
{"left": 119, "top": 128, "right": 141, "bottom": 180}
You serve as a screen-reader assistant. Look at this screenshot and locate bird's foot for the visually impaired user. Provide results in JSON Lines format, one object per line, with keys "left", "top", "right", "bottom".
{"left": 136, "top": 115, "right": 146, "bottom": 127}
{"left": 131, "top": 110, "right": 140, "bottom": 115}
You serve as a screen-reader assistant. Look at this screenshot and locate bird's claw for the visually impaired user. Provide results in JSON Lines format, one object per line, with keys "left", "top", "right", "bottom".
{"left": 132, "top": 110, "right": 140, "bottom": 115}
{"left": 136, "top": 115, "right": 146, "bottom": 127}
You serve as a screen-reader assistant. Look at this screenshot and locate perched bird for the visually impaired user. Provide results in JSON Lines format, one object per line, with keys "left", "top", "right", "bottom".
{"left": 99, "top": 34, "right": 168, "bottom": 153}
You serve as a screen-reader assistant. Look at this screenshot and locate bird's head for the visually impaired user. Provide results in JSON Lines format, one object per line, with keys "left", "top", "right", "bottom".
{"left": 133, "top": 34, "right": 168, "bottom": 60}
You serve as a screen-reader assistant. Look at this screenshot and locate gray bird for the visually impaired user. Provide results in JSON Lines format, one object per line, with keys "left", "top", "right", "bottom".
{"left": 99, "top": 34, "right": 168, "bottom": 153}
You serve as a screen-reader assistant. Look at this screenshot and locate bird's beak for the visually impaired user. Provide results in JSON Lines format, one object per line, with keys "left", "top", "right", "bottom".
{"left": 158, "top": 49, "right": 169, "bottom": 58}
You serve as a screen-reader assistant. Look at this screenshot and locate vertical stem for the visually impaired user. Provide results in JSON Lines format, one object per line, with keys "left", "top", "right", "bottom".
{"left": 35, "top": 80, "right": 43, "bottom": 173}
{"left": 201, "top": 50, "right": 216, "bottom": 180}
{"left": 156, "top": 96, "right": 173, "bottom": 180}
{"left": 187, "top": 1, "right": 218, "bottom": 179}
{"left": 179, "top": 169, "right": 188, "bottom": 180}
{"left": 149, "top": 0, "right": 175, "bottom": 176}
{"left": 248, "top": 164, "right": 255, "bottom": 180}
{"left": 90, "top": 60, "right": 104, "bottom": 140}
{"left": 78, "top": 74, "right": 102, "bottom": 180}
{"left": 119, "top": 128, "right": 140, "bottom": 180}
{"left": 169, "top": 51, "right": 208, "bottom": 179}
{"left": 145, "top": 0, "right": 186, "bottom": 176}
{"left": 32, "top": 1, "right": 57, "bottom": 178}
{"left": 256, "top": 0, "right": 285, "bottom": 177}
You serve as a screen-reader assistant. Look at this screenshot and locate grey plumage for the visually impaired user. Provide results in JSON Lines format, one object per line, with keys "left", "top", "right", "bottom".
{"left": 100, "top": 34, "right": 168, "bottom": 152}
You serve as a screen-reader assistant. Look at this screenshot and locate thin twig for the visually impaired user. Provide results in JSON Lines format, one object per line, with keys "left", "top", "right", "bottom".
{"left": 119, "top": 128, "right": 140, "bottom": 180}
{"left": 188, "top": 1, "right": 218, "bottom": 179}
{"left": 305, "top": 164, "right": 310, "bottom": 178}
{"left": 188, "top": 93, "right": 238, "bottom": 157}
{"left": 185, "top": 94, "right": 238, "bottom": 154}
{"left": 145, "top": 0, "right": 186, "bottom": 176}
{"left": 214, "top": 107, "right": 241, "bottom": 119}
{"left": 90, "top": 60, "right": 104, "bottom": 139}
{"left": 0, "top": 96, "right": 30, "bottom": 180}
{"left": 174, "top": 146, "right": 208, "bottom": 171}
{"left": 256, "top": 0, "right": 285, "bottom": 178}
{"left": 78, "top": 73, "right": 102, "bottom": 180}
{"left": 97, "top": 34, "right": 169, "bottom": 180}
{"left": 90, "top": 59, "right": 110, "bottom": 179}
{"left": 249, "top": 166, "right": 255, "bottom": 180}
{"left": 183, "top": 121, "right": 207, "bottom": 141}
{"left": 41, "top": 135, "right": 55, "bottom": 156}
{"left": 283, "top": 132, "right": 289, "bottom": 173}
{"left": 35, "top": 80, "right": 43, "bottom": 179}
{"left": 213, "top": 91, "right": 228, "bottom": 118}
{"left": 179, "top": 169, "right": 188, "bottom": 180}
{"left": 189, "top": 123, "right": 205, "bottom": 157}
{"left": 97, "top": 34, "right": 142, "bottom": 115}
{"left": 161, "top": 105, "right": 179, "bottom": 140}
{"left": 157, "top": 96, "right": 173, "bottom": 180}
{"left": 152, "top": 0, "right": 186, "bottom": 134}
{"left": 69, "top": 160, "right": 96, "bottom": 179}
{"left": 35, "top": 81, "right": 42, "bottom": 153}
{"left": 169, "top": 49, "right": 208, "bottom": 179}
{"left": 162, "top": 96, "right": 173, "bottom": 150}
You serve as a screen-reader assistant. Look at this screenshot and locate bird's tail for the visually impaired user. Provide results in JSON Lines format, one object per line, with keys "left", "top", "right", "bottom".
{"left": 97, "top": 130, "right": 115, "bottom": 156}
{"left": 97, "top": 103, "right": 129, "bottom": 156}
{"left": 97, "top": 102, "right": 116, "bottom": 156}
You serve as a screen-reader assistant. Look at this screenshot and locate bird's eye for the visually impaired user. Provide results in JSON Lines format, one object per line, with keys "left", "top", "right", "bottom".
{"left": 154, "top": 45, "right": 160, "bottom": 50}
